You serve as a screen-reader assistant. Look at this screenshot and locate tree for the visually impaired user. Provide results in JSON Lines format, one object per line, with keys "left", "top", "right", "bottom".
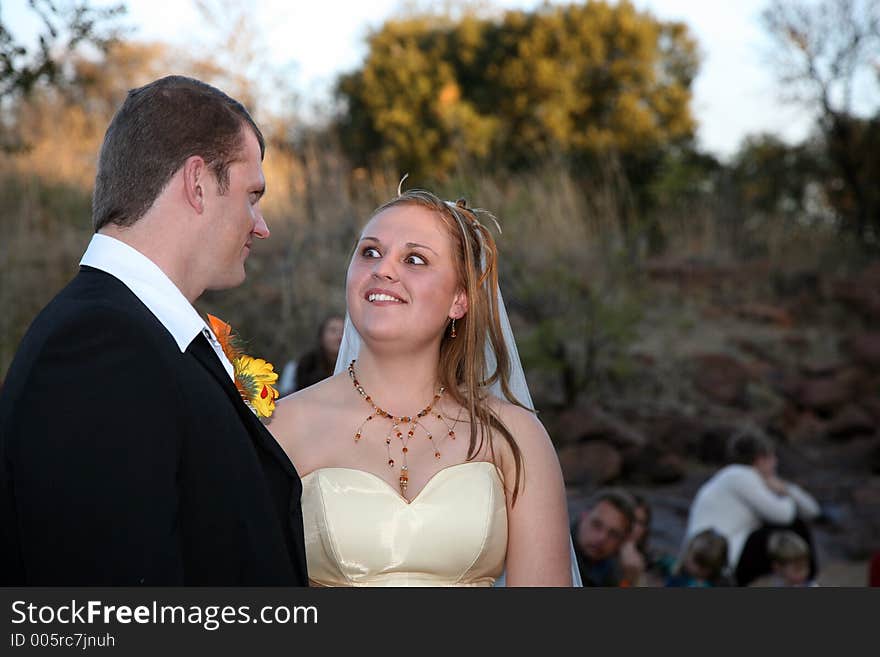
{"left": 0, "top": 0, "right": 125, "bottom": 99}
{"left": 730, "top": 133, "right": 821, "bottom": 220}
{"left": 762, "top": 0, "right": 880, "bottom": 242}
{"left": 335, "top": 1, "right": 698, "bottom": 181}
{"left": 4, "top": 39, "right": 184, "bottom": 185}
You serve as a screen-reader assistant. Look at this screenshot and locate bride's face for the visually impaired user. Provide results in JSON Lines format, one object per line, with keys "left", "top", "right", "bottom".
{"left": 346, "top": 203, "right": 466, "bottom": 347}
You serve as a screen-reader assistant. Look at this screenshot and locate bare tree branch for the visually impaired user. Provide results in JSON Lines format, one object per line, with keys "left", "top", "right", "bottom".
{"left": 0, "top": 0, "right": 126, "bottom": 99}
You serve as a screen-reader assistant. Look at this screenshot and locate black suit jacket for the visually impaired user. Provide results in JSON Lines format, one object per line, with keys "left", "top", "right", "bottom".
{"left": 0, "top": 267, "right": 308, "bottom": 585}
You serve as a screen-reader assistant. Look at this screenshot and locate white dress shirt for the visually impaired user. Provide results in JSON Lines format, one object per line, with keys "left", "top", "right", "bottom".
{"left": 80, "top": 234, "right": 235, "bottom": 380}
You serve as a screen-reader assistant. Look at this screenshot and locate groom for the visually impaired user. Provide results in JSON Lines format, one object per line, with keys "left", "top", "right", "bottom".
{"left": 0, "top": 76, "right": 307, "bottom": 585}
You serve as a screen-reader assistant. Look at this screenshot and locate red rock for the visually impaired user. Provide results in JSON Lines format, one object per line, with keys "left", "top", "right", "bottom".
{"left": 553, "top": 405, "right": 646, "bottom": 448}
{"left": 787, "top": 412, "right": 829, "bottom": 443}
{"left": 733, "top": 338, "right": 774, "bottom": 362}
{"left": 649, "top": 452, "right": 686, "bottom": 484}
{"left": 770, "top": 369, "right": 804, "bottom": 401}
{"left": 648, "top": 413, "right": 709, "bottom": 456}
{"left": 860, "top": 398, "right": 880, "bottom": 423}
{"left": 832, "top": 266, "right": 880, "bottom": 321}
{"left": 630, "top": 352, "right": 657, "bottom": 367}
{"left": 827, "top": 404, "right": 877, "bottom": 440}
{"left": 557, "top": 441, "right": 623, "bottom": 486}
{"left": 743, "top": 359, "right": 775, "bottom": 380}
{"left": 800, "top": 357, "right": 844, "bottom": 377}
{"left": 691, "top": 353, "right": 751, "bottom": 406}
{"left": 799, "top": 376, "right": 853, "bottom": 412}
{"left": 845, "top": 333, "right": 880, "bottom": 369}
{"left": 735, "top": 303, "right": 794, "bottom": 327}
{"left": 783, "top": 333, "right": 808, "bottom": 350}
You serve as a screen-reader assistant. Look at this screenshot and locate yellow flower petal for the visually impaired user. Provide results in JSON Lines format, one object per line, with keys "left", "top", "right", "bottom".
{"left": 234, "top": 354, "right": 280, "bottom": 418}
{"left": 235, "top": 355, "right": 279, "bottom": 385}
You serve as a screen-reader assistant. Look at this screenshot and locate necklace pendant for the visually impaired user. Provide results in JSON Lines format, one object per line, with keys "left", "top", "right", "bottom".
{"left": 399, "top": 466, "right": 409, "bottom": 495}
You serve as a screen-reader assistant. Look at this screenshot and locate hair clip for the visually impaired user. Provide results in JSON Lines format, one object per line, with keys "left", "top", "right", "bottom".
{"left": 397, "top": 173, "right": 409, "bottom": 197}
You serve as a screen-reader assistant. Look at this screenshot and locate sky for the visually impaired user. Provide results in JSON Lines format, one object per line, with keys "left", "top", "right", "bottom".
{"left": 4, "top": 0, "right": 820, "bottom": 160}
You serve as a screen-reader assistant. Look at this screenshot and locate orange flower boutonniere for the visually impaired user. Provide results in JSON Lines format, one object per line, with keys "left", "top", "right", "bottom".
{"left": 207, "top": 314, "right": 280, "bottom": 420}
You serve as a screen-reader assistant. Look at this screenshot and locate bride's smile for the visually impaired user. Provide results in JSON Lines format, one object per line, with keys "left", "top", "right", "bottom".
{"left": 347, "top": 203, "right": 466, "bottom": 347}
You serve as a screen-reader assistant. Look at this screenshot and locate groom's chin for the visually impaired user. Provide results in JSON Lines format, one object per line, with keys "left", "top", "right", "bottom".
{"left": 206, "top": 268, "right": 248, "bottom": 292}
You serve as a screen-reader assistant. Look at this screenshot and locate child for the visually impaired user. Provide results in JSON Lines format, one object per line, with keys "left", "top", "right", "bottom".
{"left": 666, "top": 529, "right": 733, "bottom": 587}
{"left": 767, "top": 530, "right": 819, "bottom": 587}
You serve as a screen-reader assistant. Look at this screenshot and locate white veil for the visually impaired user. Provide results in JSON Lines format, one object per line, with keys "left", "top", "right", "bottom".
{"left": 333, "top": 284, "right": 583, "bottom": 587}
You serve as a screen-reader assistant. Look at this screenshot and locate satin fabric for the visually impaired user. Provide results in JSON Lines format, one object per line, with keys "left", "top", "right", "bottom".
{"left": 301, "top": 461, "right": 507, "bottom": 587}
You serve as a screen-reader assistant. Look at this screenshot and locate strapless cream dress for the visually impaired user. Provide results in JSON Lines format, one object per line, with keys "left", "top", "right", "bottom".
{"left": 301, "top": 461, "right": 507, "bottom": 587}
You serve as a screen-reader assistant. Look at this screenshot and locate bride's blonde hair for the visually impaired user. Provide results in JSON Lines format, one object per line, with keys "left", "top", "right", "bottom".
{"left": 367, "top": 186, "right": 527, "bottom": 502}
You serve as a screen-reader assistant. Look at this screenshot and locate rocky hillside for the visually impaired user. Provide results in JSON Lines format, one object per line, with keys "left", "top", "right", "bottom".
{"left": 552, "top": 257, "right": 880, "bottom": 571}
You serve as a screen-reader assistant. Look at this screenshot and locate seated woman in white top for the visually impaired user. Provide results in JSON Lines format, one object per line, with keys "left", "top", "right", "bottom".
{"left": 682, "top": 427, "right": 821, "bottom": 586}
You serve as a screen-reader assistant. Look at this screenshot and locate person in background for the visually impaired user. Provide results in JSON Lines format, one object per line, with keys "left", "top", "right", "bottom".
{"left": 665, "top": 529, "right": 733, "bottom": 587}
{"left": 682, "top": 426, "right": 821, "bottom": 586}
{"left": 619, "top": 493, "right": 675, "bottom": 586}
{"left": 295, "top": 314, "right": 344, "bottom": 392}
{"left": 278, "top": 315, "right": 344, "bottom": 395}
{"left": 572, "top": 488, "right": 636, "bottom": 586}
{"left": 618, "top": 494, "right": 648, "bottom": 586}
{"left": 766, "top": 530, "right": 819, "bottom": 587}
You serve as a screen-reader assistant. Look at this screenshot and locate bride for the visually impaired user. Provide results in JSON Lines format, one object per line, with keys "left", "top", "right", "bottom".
{"left": 271, "top": 187, "right": 576, "bottom": 586}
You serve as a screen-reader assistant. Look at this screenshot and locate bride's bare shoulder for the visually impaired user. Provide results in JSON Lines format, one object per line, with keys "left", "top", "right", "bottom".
{"left": 487, "top": 394, "right": 547, "bottom": 442}
{"left": 485, "top": 393, "right": 560, "bottom": 473}
{"left": 269, "top": 372, "right": 349, "bottom": 447}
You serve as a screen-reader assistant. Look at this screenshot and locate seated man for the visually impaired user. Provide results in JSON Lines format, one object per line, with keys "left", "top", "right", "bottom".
{"left": 572, "top": 488, "right": 636, "bottom": 586}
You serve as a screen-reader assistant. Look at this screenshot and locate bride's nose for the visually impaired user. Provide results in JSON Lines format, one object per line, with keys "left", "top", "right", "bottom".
{"left": 371, "top": 257, "right": 398, "bottom": 281}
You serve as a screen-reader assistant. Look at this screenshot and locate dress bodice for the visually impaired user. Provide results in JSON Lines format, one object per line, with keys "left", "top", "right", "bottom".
{"left": 301, "top": 461, "right": 508, "bottom": 587}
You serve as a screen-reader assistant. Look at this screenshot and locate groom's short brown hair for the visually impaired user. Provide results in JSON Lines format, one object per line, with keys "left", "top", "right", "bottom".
{"left": 92, "top": 75, "right": 265, "bottom": 231}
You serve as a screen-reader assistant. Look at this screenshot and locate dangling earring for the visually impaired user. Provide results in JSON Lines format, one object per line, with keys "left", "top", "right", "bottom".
{"left": 450, "top": 318, "right": 457, "bottom": 339}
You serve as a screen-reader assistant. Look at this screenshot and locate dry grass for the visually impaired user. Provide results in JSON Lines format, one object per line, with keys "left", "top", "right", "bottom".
{"left": 0, "top": 141, "right": 864, "bottom": 389}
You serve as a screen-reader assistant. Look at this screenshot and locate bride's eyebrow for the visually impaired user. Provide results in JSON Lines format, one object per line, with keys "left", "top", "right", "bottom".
{"left": 406, "top": 241, "right": 438, "bottom": 255}
{"left": 358, "top": 237, "right": 438, "bottom": 256}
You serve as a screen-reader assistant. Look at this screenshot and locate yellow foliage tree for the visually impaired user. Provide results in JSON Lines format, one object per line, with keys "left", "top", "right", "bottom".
{"left": 336, "top": 1, "right": 699, "bottom": 179}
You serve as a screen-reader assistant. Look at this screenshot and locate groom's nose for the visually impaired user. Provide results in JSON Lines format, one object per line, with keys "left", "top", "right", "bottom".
{"left": 253, "top": 214, "right": 270, "bottom": 239}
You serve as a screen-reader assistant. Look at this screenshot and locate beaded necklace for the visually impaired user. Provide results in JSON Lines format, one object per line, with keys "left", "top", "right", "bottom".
{"left": 348, "top": 360, "right": 459, "bottom": 496}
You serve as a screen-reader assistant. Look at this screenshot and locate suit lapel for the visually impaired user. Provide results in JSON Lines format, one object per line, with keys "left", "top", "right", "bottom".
{"left": 186, "top": 334, "right": 297, "bottom": 477}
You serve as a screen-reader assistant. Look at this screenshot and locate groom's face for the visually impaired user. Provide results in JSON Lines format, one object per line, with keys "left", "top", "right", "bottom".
{"left": 202, "top": 126, "right": 269, "bottom": 290}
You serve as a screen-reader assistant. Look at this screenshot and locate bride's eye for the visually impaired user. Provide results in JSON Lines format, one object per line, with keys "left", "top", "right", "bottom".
{"left": 405, "top": 253, "right": 427, "bottom": 265}
{"left": 361, "top": 246, "right": 381, "bottom": 258}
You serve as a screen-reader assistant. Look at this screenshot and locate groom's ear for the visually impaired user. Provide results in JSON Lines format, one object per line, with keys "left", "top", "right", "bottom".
{"left": 449, "top": 289, "right": 468, "bottom": 320}
{"left": 182, "top": 155, "right": 207, "bottom": 214}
